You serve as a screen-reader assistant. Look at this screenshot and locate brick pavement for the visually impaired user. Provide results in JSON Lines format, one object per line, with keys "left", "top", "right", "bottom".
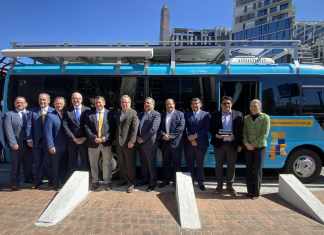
{"left": 0, "top": 185, "right": 324, "bottom": 235}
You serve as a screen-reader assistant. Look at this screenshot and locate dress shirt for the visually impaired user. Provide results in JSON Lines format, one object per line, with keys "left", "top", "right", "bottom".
{"left": 221, "top": 111, "right": 233, "bottom": 132}
{"left": 165, "top": 110, "right": 174, "bottom": 134}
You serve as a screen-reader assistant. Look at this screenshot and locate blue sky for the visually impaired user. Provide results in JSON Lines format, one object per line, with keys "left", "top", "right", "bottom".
{"left": 1, "top": 0, "right": 323, "bottom": 50}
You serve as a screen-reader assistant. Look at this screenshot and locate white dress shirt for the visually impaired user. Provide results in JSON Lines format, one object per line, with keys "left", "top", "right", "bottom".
{"left": 165, "top": 110, "right": 175, "bottom": 134}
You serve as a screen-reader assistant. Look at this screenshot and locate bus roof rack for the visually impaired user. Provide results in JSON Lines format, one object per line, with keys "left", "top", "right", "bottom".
{"left": 1, "top": 40, "right": 301, "bottom": 73}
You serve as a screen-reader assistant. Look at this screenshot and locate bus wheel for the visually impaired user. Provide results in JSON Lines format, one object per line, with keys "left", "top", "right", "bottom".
{"left": 286, "top": 149, "right": 322, "bottom": 183}
{"left": 98, "top": 153, "right": 119, "bottom": 175}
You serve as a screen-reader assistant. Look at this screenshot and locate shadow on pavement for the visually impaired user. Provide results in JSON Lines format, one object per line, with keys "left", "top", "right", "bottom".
{"left": 262, "top": 193, "right": 318, "bottom": 223}
{"left": 156, "top": 192, "right": 179, "bottom": 225}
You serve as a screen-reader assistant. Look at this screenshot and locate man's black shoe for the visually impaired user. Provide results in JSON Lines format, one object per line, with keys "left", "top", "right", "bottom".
{"left": 146, "top": 185, "right": 156, "bottom": 192}
{"left": 91, "top": 183, "right": 100, "bottom": 191}
{"left": 215, "top": 186, "right": 223, "bottom": 194}
{"left": 11, "top": 185, "right": 19, "bottom": 191}
{"left": 199, "top": 184, "right": 206, "bottom": 191}
{"left": 127, "top": 185, "right": 135, "bottom": 193}
{"left": 226, "top": 187, "right": 237, "bottom": 196}
{"left": 104, "top": 184, "right": 112, "bottom": 191}
{"left": 158, "top": 182, "right": 170, "bottom": 188}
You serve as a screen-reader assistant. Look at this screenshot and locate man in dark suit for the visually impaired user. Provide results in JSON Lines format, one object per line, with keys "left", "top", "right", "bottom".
{"left": 116, "top": 95, "right": 139, "bottom": 193}
{"left": 44, "top": 97, "right": 67, "bottom": 190}
{"left": 159, "top": 98, "right": 185, "bottom": 188}
{"left": 84, "top": 96, "right": 114, "bottom": 191}
{"left": 4, "top": 97, "right": 30, "bottom": 190}
{"left": 137, "top": 97, "right": 161, "bottom": 192}
{"left": 184, "top": 98, "right": 210, "bottom": 191}
{"left": 210, "top": 96, "right": 243, "bottom": 196}
{"left": 63, "top": 92, "right": 90, "bottom": 175}
{"left": 27, "top": 93, "right": 55, "bottom": 189}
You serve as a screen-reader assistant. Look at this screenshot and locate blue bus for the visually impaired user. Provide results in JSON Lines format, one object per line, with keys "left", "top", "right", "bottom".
{"left": 1, "top": 41, "right": 324, "bottom": 183}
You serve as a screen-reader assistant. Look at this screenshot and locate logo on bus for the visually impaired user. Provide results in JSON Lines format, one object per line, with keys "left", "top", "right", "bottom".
{"left": 270, "top": 132, "right": 287, "bottom": 160}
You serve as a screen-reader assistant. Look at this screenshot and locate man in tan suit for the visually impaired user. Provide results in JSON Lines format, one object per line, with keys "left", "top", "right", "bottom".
{"left": 116, "top": 95, "right": 139, "bottom": 193}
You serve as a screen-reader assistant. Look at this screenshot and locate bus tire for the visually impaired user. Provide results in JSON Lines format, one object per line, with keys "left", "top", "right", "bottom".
{"left": 286, "top": 149, "right": 322, "bottom": 183}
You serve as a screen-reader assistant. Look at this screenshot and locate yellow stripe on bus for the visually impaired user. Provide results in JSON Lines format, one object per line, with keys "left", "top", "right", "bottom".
{"left": 271, "top": 119, "right": 313, "bottom": 127}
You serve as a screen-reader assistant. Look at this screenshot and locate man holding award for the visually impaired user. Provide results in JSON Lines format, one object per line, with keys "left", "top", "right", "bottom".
{"left": 210, "top": 96, "right": 243, "bottom": 196}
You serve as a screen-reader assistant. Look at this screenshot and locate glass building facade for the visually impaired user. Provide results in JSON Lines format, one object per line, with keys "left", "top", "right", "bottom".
{"left": 232, "top": 0, "right": 295, "bottom": 40}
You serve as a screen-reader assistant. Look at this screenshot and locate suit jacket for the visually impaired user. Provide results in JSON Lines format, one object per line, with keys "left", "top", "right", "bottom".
{"left": 63, "top": 106, "right": 90, "bottom": 141}
{"left": 159, "top": 110, "right": 185, "bottom": 148}
{"left": 4, "top": 110, "right": 30, "bottom": 147}
{"left": 185, "top": 110, "right": 210, "bottom": 150}
{"left": 84, "top": 108, "right": 114, "bottom": 148}
{"left": 210, "top": 110, "right": 243, "bottom": 148}
{"left": 137, "top": 110, "right": 161, "bottom": 147}
{"left": 27, "top": 106, "right": 55, "bottom": 147}
{"left": 44, "top": 111, "right": 67, "bottom": 152}
{"left": 116, "top": 108, "right": 139, "bottom": 147}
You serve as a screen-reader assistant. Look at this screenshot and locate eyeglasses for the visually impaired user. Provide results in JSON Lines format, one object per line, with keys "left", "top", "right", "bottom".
{"left": 222, "top": 102, "right": 231, "bottom": 105}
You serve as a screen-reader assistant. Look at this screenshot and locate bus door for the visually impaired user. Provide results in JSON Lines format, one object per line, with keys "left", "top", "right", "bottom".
{"left": 220, "top": 81, "right": 259, "bottom": 164}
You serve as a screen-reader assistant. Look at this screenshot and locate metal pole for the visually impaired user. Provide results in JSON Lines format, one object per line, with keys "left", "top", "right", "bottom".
{"left": 2, "top": 58, "right": 17, "bottom": 112}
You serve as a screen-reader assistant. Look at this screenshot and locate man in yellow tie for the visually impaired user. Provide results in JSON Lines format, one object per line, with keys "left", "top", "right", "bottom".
{"left": 84, "top": 96, "right": 114, "bottom": 191}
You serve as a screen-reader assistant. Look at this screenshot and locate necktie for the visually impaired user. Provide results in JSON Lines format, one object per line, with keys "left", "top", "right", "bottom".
{"left": 139, "top": 112, "right": 147, "bottom": 134}
{"left": 75, "top": 108, "right": 81, "bottom": 122}
{"left": 98, "top": 111, "right": 103, "bottom": 138}
{"left": 41, "top": 110, "right": 46, "bottom": 125}
{"left": 22, "top": 112, "right": 27, "bottom": 126}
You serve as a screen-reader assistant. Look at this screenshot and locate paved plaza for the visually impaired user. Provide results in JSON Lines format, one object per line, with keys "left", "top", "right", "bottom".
{"left": 1, "top": 165, "right": 324, "bottom": 234}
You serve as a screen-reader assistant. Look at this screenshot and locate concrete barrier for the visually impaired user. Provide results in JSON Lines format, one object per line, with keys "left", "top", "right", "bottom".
{"left": 35, "top": 171, "right": 90, "bottom": 227}
{"left": 176, "top": 172, "right": 201, "bottom": 230}
{"left": 279, "top": 174, "right": 324, "bottom": 224}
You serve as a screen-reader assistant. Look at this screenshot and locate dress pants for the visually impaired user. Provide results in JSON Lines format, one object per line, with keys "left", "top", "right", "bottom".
{"left": 139, "top": 144, "right": 157, "bottom": 187}
{"left": 67, "top": 141, "right": 89, "bottom": 175}
{"left": 185, "top": 144, "right": 207, "bottom": 185}
{"left": 32, "top": 145, "right": 51, "bottom": 185}
{"left": 49, "top": 148, "right": 66, "bottom": 188}
{"left": 88, "top": 144, "right": 113, "bottom": 184}
{"left": 214, "top": 143, "right": 237, "bottom": 186}
{"left": 21, "top": 147, "right": 33, "bottom": 182}
{"left": 117, "top": 145, "right": 136, "bottom": 186}
{"left": 10, "top": 143, "right": 29, "bottom": 186}
{"left": 161, "top": 143, "right": 182, "bottom": 183}
{"left": 245, "top": 148, "right": 265, "bottom": 196}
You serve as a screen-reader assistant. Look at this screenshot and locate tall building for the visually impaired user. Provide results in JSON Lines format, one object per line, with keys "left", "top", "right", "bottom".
{"left": 160, "top": 4, "right": 170, "bottom": 43}
{"left": 294, "top": 21, "right": 324, "bottom": 45}
{"left": 171, "top": 27, "right": 231, "bottom": 46}
{"left": 232, "top": 0, "right": 295, "bottom": 40}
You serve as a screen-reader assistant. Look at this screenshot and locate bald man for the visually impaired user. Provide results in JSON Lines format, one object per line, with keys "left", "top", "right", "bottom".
{"left": 63, "top": 92, "right": 90, "bottom": 175}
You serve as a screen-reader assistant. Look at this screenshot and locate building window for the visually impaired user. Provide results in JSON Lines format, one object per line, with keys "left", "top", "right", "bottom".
{"left": 270, "top": 6, "right": 277, "bottom": 13}
{"left": 258, "top": 9, "right": 268, "bottom": 17}
{"left": 256, "top": 17, "right": 267, "bottom": 26}
{"left": 280, "top": 3, "right": 289, "bottom": 11}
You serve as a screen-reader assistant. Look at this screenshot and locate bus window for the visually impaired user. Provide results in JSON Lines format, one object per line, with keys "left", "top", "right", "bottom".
{"left": 148, "top": 76, "right": 215, "bottom": 113}
{"left": 8, "top": 75, "right": 144, "bottom": 111}
{"left": 77, "top": 76, "right": 144, "bottom": 111}
{"left": 301, "top": 86, "right": 324, "bottom": 128}
{"left": 262, "top": 79, "right": 301, "bottom": 115}
{"left": 220, "top": 81, "right": 258, "bottom": 115}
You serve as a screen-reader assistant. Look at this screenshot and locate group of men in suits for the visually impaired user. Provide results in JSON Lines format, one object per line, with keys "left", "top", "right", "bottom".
{"left": 4, "top": 91, "right": 244, "bottom": 196}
